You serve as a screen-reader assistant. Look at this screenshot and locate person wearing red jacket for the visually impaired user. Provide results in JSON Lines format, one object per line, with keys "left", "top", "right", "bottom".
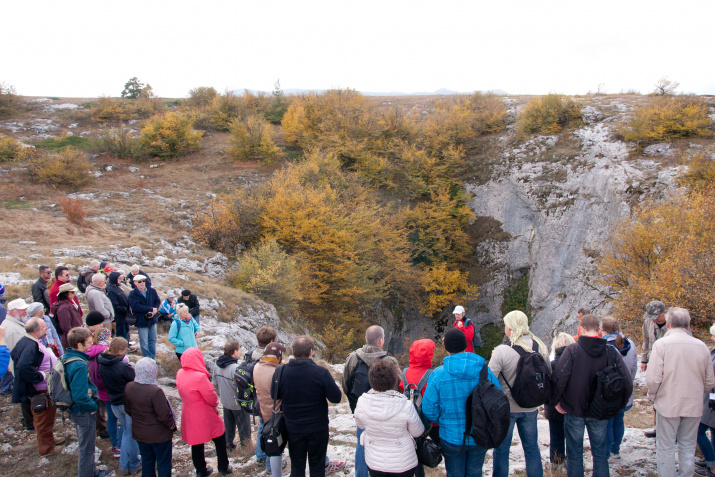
{"left": 48, "top": 266, "right": 82, "bottom": 317}
{"left": 451, "top": 306, "right": 475, "bottom": 353}
{"left": 402, "top": 339, "right": 439, "bottom": 477}
{"left": 177, "top": 348, "right": 233, "bottom": 476}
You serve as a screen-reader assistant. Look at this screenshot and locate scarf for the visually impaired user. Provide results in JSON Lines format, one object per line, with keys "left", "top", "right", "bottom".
{"left": 503, "top": 310, "right": 548, "bottom": 354}
{"left": 134, "top": 357, "right": 159, "bottom": 385}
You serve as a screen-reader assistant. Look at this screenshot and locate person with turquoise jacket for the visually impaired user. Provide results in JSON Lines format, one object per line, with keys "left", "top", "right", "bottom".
{"left": 168, "top": 303, "right": 200, "bottom": 361}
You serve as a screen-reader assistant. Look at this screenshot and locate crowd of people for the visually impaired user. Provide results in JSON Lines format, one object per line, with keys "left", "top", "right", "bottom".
{"left": 1, "top": 262, "right": 715, "bottom": 477}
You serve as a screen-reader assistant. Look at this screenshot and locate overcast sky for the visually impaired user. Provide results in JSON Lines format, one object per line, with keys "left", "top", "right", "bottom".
{"left": 3, "top": 0, "right": 713, "bottom": 98}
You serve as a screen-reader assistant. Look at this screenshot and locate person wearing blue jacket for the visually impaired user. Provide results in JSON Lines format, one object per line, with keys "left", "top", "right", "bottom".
{"left": 168, "top": 304, "right": 200, "bottom": 361}
{"left": 128, "top": 275, "right": 161, "bottom": 359}
{"left": 422, "top": 329, "right": 501, "bottom": 477}
{"left": 65, "top": 327, "right": 112, "bottom": 477}
{"left": 0, "top": 327, "right": 9, "bottom": 377}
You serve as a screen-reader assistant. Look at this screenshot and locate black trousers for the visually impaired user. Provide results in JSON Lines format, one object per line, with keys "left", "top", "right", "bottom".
{"left": 20, "top": 402, "right": 34, "bottom": 429}
{"left": 369, "top": 468, "right": 416, "bottom": 477}
{"left": 288, "top": 427, "right": 330, "bottom": 477}
{"left": 191, "top": 432, "right": 229, "bottom": 474}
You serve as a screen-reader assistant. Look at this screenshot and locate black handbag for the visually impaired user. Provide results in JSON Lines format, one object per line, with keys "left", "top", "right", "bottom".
{"left": 30, "top": 393, "right": 49, "bottom": 414}
{"left": 125, "top": 310, "right": 137, "bottom": 326}
{"left": 415, "top": 436, "right": 442, "bottom": 468}
{"left": 260, "top": 365, "right": 287, "bottom": 457}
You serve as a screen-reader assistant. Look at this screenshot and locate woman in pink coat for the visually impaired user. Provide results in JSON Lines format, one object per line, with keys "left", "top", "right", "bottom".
{"left": 176, "top": 347, "right": 233, "bottom": 476}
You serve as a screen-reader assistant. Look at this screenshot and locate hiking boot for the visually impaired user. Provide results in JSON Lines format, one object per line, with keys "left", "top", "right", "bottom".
{"left": 40, "top": 447, "right": 62, "bottom": 457}
{"left": 98, "top": 431, "right": 110, "bottom": 439}
{"left": 696, "top": 467, "right": 708, "bottom": 476}
{"left": 54, "top": 436, "right": 66, "bottom": 445}
{"left": 226, "top": 441, "right": 237, "bottom": 451}
{"left": 326, "top": 461, "right": 346, "bottom": 473}
{"left": 644, "top": 429, "right": 656, "bottom": 438}
{"left": 97, "top": 470, "right": 115, "bottom": 477}
{"left": 197, "top": 466, "right": 214, "bottom": 477}
{"left": 218, "top": 465, "right": 233, "bottom": 475}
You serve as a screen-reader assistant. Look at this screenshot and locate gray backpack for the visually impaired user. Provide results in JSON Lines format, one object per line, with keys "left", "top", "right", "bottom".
{"left": 47, "top": 356, "right": 84, "bottom": 414}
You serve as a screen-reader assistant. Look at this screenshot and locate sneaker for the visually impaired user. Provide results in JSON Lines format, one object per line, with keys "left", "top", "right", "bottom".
{"left": 326, "top": 461, "right": 346, "bottom": 473}
{"left": 218, "top": 465, "right": 233, "bottom": 475}
{"left": 54, "top": 436, "right": 66, "bottom": 445}
{"left": 197, "top": 466, "right": 214, "bottom": 477}
{"left": 644, "top": 429, "right": 656, "bottom": 438}
{"left": 112, "top": 446, "right": 121, "bottom": 458}
{"left": 696, "top": 468, "right": 708, "bottom": 476}
{"left": 226, "top": 441, "right": 237, "bottom": 451}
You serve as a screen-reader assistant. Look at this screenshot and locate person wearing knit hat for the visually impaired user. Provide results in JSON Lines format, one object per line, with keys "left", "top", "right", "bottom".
{"left": 422, "top": 330, "right": 501, "bottom": 477}
{"left": 488, "top": 310, "right": 550, "bottom": 477}
{"left": 177, "top": 289, "right": 201, "bottom": 326}
{"left": 125, "top": 358, "right": 177, "bottom": 477}
{"left": 85, "top": 311, "right": 106, "bottom": 329}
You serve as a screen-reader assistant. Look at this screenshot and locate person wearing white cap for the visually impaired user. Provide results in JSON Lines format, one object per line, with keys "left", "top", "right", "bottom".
{"left": 128, "top": 275, "right": 161, "bottom": 359}
{"left": 451, "top": 305, "right": 478, "bottom": 353}
{"left": 1, "top": 298, "right": 33, "bottom": 429}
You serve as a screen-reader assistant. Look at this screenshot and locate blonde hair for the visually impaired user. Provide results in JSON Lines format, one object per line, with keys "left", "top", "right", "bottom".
{"left": 551, "top": 332, "right": 575, "bottom": 355}
{"left": 177, "top": 303, "right": 190, "bottom": 317}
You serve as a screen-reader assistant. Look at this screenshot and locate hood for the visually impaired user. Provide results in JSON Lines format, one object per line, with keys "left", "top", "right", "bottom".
{"left": 606, "top": 336, "right": 632, "bottom": 357}
{"left": 86, "top": 343, "right": 108, "bottom": 358}
{"left": 577, "top": 335, "right": 607, "bottom": 358}
{"left": 180, "top": 347, "right": 209, "bottom": 377}
{"left": 443, "top": 351, "right": 486, "bottom": 379}
{"left": 98, "top": 353, "right": 124, "bottom": 367}
{"left": 409, "top": 339, "right": 435, "bottom": 369}
{"left": 360, "top": 390, "right": 409, "bottom": 421}
{"left": 108, "top": 271, "right": 121, "bottom": 286}
{"left": 216, "top": 355, "right": 238, "bottom": 369}
{"left": 81, "top": 267, "right": 96, "bottom": 278}
{"left": 356, "top": 345, "right": 390, "bottom": 366}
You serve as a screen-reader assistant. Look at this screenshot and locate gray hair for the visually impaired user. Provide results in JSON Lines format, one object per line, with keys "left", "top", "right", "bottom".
{"left": 91, "top": 273, "right": 106, "bottom": 284}
{"left": 365, "top": 325, "right": 385, "bottom": 346}
{"left": 666, "top": 307, "right": 691, "bottom": 329}
{"left": 551, "top": 332, "right": 576, "bottom": 355}
{"left": 90, "top": 260, "right": 100, "bottom": 269}
{"left": 27, "top": 303, "right": 45, "bottom": 319}
{"left": 131, "top": 264, "right": 140, "bottom": 272}
{"left": 25, "top": 317, "right": 43, "bottom": 334}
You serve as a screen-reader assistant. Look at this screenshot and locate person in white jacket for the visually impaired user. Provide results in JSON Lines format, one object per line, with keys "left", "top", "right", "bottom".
{"left": 354, "top": 358, "right": 424, "bottom": 477}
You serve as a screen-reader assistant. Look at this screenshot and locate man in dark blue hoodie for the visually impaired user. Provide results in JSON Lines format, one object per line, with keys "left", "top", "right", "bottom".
{"left": 106, "top": 272, "right": 129, "bottom": 341}
{"left": 272, "top": 336, "right": 342, "bottom": 477}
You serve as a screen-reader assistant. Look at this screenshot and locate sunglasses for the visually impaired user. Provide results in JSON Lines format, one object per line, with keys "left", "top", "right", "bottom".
{"left": 135, "top": 280, "right": 146, "bottom": 283}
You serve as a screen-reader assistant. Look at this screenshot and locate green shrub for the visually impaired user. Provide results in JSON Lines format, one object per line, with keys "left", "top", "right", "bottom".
{"left": 622, "top": 95, "right": 712, "bottom": 143}
{"left": 0, "top": 83, "right": 19, "bottom": 118}
{"left": 139, "top": 112, "right": 202, "bottom": 160}
{"left": 518, "top": 94, "right": 582, "bottom": 134}
{"left": 228, "top": 239, "right": 301, "bottom": 315}
{"left": 0, "top": 134, "right": 33, "bottom": 162}
{"left": 91, "top": 128, "right": 145, "bottom": 159}
{"left": 34, "top": 135, "right": 91, "bottom": 151}
{"left": 228, "top": 116, "right": 282, "bottom": 164}
{"left": 185, "top": 86, "right": 218, "bottom": 109}
{"left": 28, "top": 147, "right": 94, "bottom": 189}
{"left": 90, "top": 97, "right": 136, "bottom": 122}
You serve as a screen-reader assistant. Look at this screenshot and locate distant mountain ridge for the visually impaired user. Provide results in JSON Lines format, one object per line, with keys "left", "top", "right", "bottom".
{"left": 233, "top": 87, "right": 508, "bottom": 96}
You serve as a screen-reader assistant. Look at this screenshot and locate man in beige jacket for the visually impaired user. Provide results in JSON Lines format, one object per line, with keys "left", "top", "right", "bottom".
{"left": 646, "top": 307, "right": 715, "bottom": 477}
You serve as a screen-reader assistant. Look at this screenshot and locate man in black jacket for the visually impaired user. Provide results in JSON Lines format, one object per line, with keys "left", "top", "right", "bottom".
{"left": 128, "top": 275, "right": 160, "bottom": 359}
{"left": 32, "top": 265, "right": 52, "bottom": 314}
{"left": 178, "top": 289, "right": 200, "bottom": 325}
{"left": 272, "top": 336, "right": 342, "bottom": 477}
{"left": 552, "top": 314, "right": 632, "bottom": 477}
{"left": 107, "top": 271, "right": 131, "bottom": 342}
{"left": 12, "top": 317, "right": 64, "bottom": 456}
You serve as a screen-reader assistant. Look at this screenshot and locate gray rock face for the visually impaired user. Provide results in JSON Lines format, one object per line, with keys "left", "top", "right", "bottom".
{"left": 463, "top": 121, "right": 680, "bottom": 343}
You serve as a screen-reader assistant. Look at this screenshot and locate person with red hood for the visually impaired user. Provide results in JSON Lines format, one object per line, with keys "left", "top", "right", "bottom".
{"left": 451, "top": 306, "right": 476, "bottom": 353}
{"left": 401, "top": 339, "right": 439, "bottom": 477}
{"left": 176, "top": 347, "right": 233, "bottom": 476}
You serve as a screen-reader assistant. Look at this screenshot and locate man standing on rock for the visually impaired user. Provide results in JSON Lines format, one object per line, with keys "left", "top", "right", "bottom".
{"left": 128, "top": 275, "right": 160, "bottom": 359}
{"left": 641, "top": 300, "right": 667, "bottom": 438}
{"left": 32, "top": 265, "right": 52, "bottom": 314}
{"left": 11, "top": 317, "right": 65, "bottom": 456}
{"left": 342, "top": 325, "right": 399, "bottom": 477}
{"left": 49, "top": 266, "right": 83, "bottom": 318}
{"left": 85, "top": 274, "right": 115, "bottom": 331}
{"left": 646, "top": 307, "right": 714, "bottom": 477}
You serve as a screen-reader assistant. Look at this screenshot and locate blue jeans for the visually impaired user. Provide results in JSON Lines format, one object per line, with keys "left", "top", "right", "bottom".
{"left": 138, "top": 440, "right": 172, "bottom": 477}
{"left": 698, "top": 423, "right": 715, "bottom": 466}
{"left": 565, "top": 414, "right": 608, "bottom": 477}
{"left": 70, "top": 411, "right": 97, "bottom": 477}
{"left": 112, "top": 404, "right": 141, "bottom": 472}
{"left": 356, "top": 427, "right": 368, "bottom": 477}
{"left": 105, "top": 400, "right": 122, "bottom": 449}
{"left": 548, "top": 417, "right": 566, "bottom": 464}
{"left": 256, "top": 416, "right": 268, "bottom": 461}
{"left": 137, "top": 324, "right": 157, "bottom": 359}
{"left": 493, "top": 411, "right": 543, "bottom": 477}
{"left": 441, "top": 440, "right": 487, "bottom": 477}
{"left": 606, "top": 404, "right": 631, "bottom": 455}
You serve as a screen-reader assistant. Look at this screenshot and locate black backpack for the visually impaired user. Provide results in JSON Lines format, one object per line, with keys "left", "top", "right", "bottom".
{"left": 77, "top": 272, "right": 88, "bottom": 293}
{"left": 50, "top": 313, "right": 63, "bottom": 337}
{"left": 464, "top": 318, "right": 482, "bottom": 349}
{"left": 500, "top": 341, "right": 551, "bottom": 408}
{"left": 464, "top": 361, "right": 511, "bottom": 449}
{"left": 348, "top": 354, "right": 387, "bottom": 413}
{"left": 233, "top": 360, "right": 260, "bottom": 416}
{"left": 261, "top": 365, "right": 287, "bottom": 456}
{"left": 401, "top": 368, "right": 433, "bottom": 436}
{"left": 589, "top": 345, "right": 632, "bottom": 420}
